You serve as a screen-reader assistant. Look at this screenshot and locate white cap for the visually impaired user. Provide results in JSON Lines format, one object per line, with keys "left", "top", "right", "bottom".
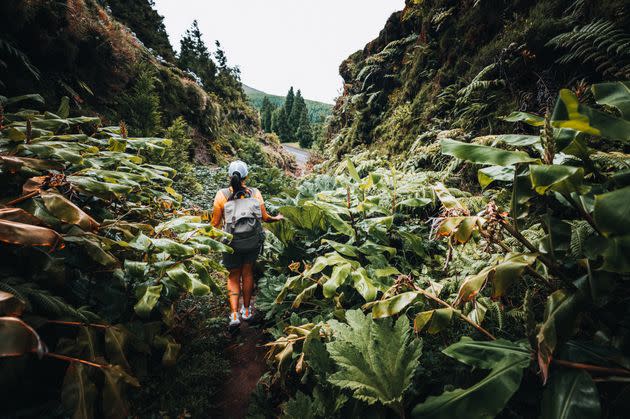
{"left": 228, "top": 160, "right": 248, "bottom": 178}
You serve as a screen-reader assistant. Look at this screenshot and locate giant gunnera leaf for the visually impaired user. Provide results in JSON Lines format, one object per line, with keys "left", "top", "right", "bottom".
{"left": 412, "top": 337, "right": 531, "bottom": 419}
{"left": 326, "top": 310, "right": 422, "bottom": 416}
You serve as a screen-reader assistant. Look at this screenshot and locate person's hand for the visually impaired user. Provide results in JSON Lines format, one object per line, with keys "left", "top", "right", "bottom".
{"left": 274, "top": 214, "right": 285, "bottom": 222}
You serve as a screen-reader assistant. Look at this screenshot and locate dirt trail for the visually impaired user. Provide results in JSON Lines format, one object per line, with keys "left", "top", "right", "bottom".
{"left": 216, "top": 320, "right": 267, "bottom": 419}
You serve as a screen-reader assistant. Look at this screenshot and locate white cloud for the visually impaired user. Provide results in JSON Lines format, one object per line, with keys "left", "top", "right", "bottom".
{"left": 152, "top": 0, "right": 405, "bottom": 103}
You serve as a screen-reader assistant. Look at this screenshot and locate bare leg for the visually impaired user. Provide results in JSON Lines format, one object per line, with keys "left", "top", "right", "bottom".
{"left": 227, "top": 267, "right": 242, "bottom": 313}
{"left": 241, "top": 263, "right": 255, "bottom": 308}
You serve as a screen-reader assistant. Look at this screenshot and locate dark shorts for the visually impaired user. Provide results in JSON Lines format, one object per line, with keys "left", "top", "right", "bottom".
{"left": 222, "top": 247, "right": 261, "bottom": 270}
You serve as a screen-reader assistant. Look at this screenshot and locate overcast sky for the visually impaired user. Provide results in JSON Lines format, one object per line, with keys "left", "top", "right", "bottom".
{"left": 152, "top": 0, "right": 405, "bottom": 103}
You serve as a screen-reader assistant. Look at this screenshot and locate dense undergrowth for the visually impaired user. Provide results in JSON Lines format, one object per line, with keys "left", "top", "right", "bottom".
{"left": 253, "top": 82, "right": 630, "bottom": 418}
{"left": 2, "top": 1, "right": 630, "bottom": 418}
{"left": 0, "top": 93, "right": 234, "bottom": 418}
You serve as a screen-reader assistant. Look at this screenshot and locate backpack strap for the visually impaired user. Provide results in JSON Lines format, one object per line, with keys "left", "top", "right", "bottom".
{"left": 224, "top": 187, "right": 256, "bottom": 201}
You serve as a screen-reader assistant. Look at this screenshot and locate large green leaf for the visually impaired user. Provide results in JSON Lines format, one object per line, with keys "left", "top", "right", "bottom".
{"left": 322, "top": 239, "right": 360, "bottom": 257}
{"left": 309, "top": 201, "right": 354, "bottom": 236}
{"left": 537, "top": 289, "right": 584, "bottom": 382}
{"left": 530, "top": 165, "right": 585, "bottom": 195}
{"left": 501, "top": 111, "right": 545, "bottom": 126}
{"left": 369, "top": 291, "right": 419, "bottom": 319}
{"left": 541, "top": 369, "right": 600, "bottom": 419}
{"left": 441, "top": 139, "right": 537, "bottom": 166}
{"left": 435, "top": 216, "right": 485, "bottom": 244}
{"left": 280, "top": 205, "right": 326, "bottom": 232}
{"left": 349, "top": 268, "right": 378, "bottom": 302}
{"left": 133, "top": 285, "right": 163, "bottom": 319}
{"left": 412, "top": 338, "right": 531, "bottom": 419}
{"left": 397, "top": 197, "right": 432, "bottom": 208}
{"left": 0, "top": 155, "right": 62, "bottom": 171}
{"left": 414, "top": 308, "right": 453, "bottom": 334}
{"left": 165, "top": 265, "right": 210, "bottom": 296}
{"left": 601, "top": 235, "right": 630, "bottom": 273}
{"left": 494, "top": 134, "right": 541, "bottom": 146}
{"left": 150, "top": 238, "right": 195, "bottom": 257}
{"left": 102, "top": 366, "right": 140, "bottom": 419}
{"left": 593, "top": 186, "right": 630, "bottom": 237}
{"left": 61, "top": 363, "right": 97, "bottom": 419}
{"left": 40, "top": 191, "right": 99, "bottom": 231}
{"left": 281, "top": 391, "right": 320, "bottom": 419}
{"left": 292, "top": 283, "right": 319, "bottom": 308}
{"left": 454, "top": 253, "right": 537, "bottom": 305}
{"left": 105, "top": 326, "right": 131, "bottom": 371}
{"left": 433, "top": 182, "right": 464, "bottom": 209}
{"left": 2, "top": 94, "right": 45, "bottom": 107}
{"left": 322, "top": 264, "right": 352, "bottom": 298}
{"left": 265, "top": 219, "right": 295, "bottom": 244}
{"left": 63, "top": 234, "right": 119, "bottom": 267}
{"left": 551, "top": 88, "right": 630, "bottom": 142}
{"left": 346, "top": 158, "right": 361, "bottom": 182}
{"left": 478, "top": 165, "right": 515, "bottom": 189}
{"left": 442, "top": 337, "right": 531, "bottom": 368}
{"left": 68, "top": 176, "right": 134, "bottom": 200}
{"left": 591, "top": 81, "right": 630, "bottom": 119}
{"left": 190, "top": 259, "right": 223, "bottom": 294}
{"left": 358, "top": 240, "right": 396, "bottom": 258}
{"left": 327, "top": 310, "right": 422, "bottom": 415}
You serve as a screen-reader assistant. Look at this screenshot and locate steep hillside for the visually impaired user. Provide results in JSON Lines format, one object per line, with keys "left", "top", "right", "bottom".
{"left": 103, "top": 0, "right": 176, "bottom": 62}
{"left": 243, "top": 84, "right": 333, "bottom": 124}
{"left": 0, "top": 0, "right": 286, "bottom": 167}
{"left": 325, "top": 0, "right": 630, "bottom": 160}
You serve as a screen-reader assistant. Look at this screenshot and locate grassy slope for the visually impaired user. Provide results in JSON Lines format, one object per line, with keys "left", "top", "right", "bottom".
{"left": 243, "top": 84, "right": 333, "bottom": 123}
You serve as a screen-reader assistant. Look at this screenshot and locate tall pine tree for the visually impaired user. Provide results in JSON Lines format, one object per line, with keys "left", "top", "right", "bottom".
{"left": 260, "top": 96, "right": 274, "bottom": 133}
{"left": 284, "top": 87, "right": 295, "bottom": 121}
{"left": 272, "top": 107, "right": 290, "bottom": 142}
{"left": 289, "top": 89, "right": 306, "bottom": 138}
{"left": 178, "top": 20, "right": 217, "bottom": 91}
{"left": 106, "top": 0, "right": 176, "bottom": 62}
{"left": 296, "top": 106, "right": 313, "bottom": 148}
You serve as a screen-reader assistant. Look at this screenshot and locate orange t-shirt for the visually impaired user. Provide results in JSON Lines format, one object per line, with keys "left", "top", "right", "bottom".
{"left": 211, "top": 187, "right": 273, "bottom": 228}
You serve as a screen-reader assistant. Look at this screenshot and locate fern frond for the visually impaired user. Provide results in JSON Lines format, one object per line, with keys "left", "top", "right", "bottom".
{"left": 547, "top": 20, "right": 630, "bottom": 78}
{"left": 490, "top": 301, "right": 504, "bottom": 330}
{"left": 0, "top": 38, "right": 40, "bottom": 80}
{"left": 456, "top": 63, "right": 505, "bottom": 104}
{"left": 591, "top": 151, "right": 630, "bottom": 171}
{"left": 17, "top": 283, "right": 92, "bottom": 322}
{"left": 0, "top": 280, "right": 30, "bottom": 309}
{"left": 568, "top": 220, "right": 595, "bottom": 258}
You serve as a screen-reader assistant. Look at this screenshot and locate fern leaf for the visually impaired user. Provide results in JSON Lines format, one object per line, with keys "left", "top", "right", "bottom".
{"left": 547, "top": 20, "right": 630, "bottom": 78}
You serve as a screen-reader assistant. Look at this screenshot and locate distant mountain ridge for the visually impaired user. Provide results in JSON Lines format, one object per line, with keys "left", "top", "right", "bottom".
{"left": 243, "top": 84, "right": 333, "bottom": 124}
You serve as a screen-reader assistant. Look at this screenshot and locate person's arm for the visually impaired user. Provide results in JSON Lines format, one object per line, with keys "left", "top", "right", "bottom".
{"left": 254, "top": 189, "right": 284, "bottom": 223}
{"left": 210, "top": 190, "right": 227, "bottom": 228}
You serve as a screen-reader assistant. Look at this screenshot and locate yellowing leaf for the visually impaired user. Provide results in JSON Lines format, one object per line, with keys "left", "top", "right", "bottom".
{"left": 414, "top": 308, "right": 453, "bottom": 334}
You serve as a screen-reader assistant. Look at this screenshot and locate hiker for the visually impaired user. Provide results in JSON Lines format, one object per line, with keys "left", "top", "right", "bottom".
{"left": 211, "top": 160, "right": 284, "bottom": 327}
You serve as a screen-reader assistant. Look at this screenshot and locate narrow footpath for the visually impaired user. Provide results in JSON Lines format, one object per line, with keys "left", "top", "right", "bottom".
{"left": 216, "top": 144, "right": 309, "bottom": 418}
{"left": 217, "top": 319, "right": 267, "bottom": 419}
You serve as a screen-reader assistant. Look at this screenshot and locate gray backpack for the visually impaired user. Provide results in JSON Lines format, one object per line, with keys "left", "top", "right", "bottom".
{"left": 221, "top": 188, "right": 264, "bottom": 252}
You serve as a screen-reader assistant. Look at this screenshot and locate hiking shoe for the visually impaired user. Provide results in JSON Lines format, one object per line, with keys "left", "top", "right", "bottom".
{"left": 240, "top": 305, "right": 254, "bottom": 321}
{"left": 228, "top": 312, "right": 241, "bottom": 327}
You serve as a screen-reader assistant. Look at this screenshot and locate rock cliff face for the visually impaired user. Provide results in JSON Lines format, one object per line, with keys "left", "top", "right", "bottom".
{"left": 326, "top": 0, "right": 629, "bottom": 160}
